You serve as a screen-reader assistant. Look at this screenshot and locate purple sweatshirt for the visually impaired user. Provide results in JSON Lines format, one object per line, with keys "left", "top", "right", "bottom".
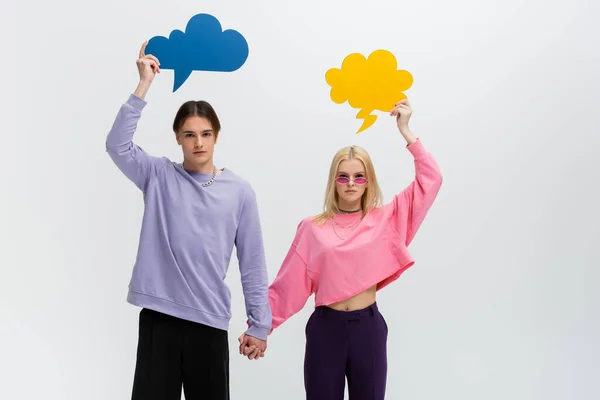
{"left": 105, "top": 94, "right": 272, "bottom": 340}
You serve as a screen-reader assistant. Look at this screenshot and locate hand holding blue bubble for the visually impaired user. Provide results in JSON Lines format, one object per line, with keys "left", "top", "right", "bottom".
{"left": 145, "top": 13, "right": 249, "bottom": 92}
{"left": 137, "top": 41, "right": 161, "bottom": 84}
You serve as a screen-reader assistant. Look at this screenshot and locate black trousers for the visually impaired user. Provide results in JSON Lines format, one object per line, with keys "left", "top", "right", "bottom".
{"left": 304, "top": 303, "right": 388, "bottom": 400}
{"left": 131, "top": 308, "right": 230, "bottom": 400}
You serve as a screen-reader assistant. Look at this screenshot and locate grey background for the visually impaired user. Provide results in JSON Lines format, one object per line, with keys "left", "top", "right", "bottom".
{"left": 4, "top": 0, "right": 599, "bottom": 399}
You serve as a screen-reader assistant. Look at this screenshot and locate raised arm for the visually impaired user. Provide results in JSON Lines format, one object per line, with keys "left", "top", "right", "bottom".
{"left": 267, "top": 221, "right": 315, "bottom": 333}
{"left": 235, "top": 186, "right": 272, "bottom": 341}
{"left": 386, "top": 100, "right": 443, "bottom": 246}
{"left": 105, "top": 42, "right": 166, "bottom": 191}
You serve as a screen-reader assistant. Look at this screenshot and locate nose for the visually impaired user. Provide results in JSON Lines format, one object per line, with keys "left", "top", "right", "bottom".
{"left": 194, "top": 138, "right": 203, "bottom": 148}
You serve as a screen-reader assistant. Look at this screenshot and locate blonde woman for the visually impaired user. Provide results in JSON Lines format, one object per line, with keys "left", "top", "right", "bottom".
{"left": 239, "top": 99, "right": 442, "bottom": 399}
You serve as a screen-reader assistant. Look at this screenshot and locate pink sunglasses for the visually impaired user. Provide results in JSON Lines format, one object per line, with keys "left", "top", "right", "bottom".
{"left": 335, "top": 176, "right": 367, "bottom": 185}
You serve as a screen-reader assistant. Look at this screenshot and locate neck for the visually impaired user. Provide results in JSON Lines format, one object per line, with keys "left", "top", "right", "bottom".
{"left": 337, "top": 200, "right": 362, "bottom": 214}
{"left": 183, "top": 159, "right": 215, "bottom": 174}
{"left": 338, "top": 208, "right": 361, "bottom": 214}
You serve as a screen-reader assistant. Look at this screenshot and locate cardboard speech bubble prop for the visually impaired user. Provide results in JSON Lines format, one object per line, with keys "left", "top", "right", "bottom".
{"left": 146, "top": 14, "right": 249, "bottom": 92}
{"left": 326, "top": 50, "right": 413, "bottom": 133}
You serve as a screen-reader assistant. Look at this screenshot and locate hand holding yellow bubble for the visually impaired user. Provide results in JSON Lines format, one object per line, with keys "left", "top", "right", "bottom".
{"left": 325, "top": 50, "right": 413, "bottom": 134}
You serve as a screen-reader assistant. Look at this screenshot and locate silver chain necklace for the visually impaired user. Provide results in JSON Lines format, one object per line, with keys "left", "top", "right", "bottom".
{"left": 331, "top": 214, "right": 360, "bottom": 240}
{"left": 200, "top": 166, "right": 217, "bottom": 187}
{"left": 181, "top": 163, "right": 217, "bottom": 187}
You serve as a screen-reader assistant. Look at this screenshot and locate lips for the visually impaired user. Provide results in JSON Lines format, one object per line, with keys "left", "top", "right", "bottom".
{"left": 345, "top": 190, "right": 357, "bottom": 194}
{"left": 193, "top": 151, "right": 206, "bottom": 155}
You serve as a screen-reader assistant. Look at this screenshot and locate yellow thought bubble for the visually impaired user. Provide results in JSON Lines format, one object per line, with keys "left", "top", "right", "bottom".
{"left": 325, "top": 50, "right": 413, "bottom": 134}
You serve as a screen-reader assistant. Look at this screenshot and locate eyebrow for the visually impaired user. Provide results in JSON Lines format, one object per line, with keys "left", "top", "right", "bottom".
{"left": 338, "top": 171, "right": 365, "bottom": 175}
{"left": 182, "top": 129, "right": 213, "bottom": 134}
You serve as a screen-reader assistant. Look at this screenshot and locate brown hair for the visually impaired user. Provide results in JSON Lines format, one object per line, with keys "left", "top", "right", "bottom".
{"left": 172, "top": 101, "right": 221, "bottom": 135}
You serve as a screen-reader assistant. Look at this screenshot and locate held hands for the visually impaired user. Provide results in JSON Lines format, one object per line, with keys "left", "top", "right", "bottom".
{"left": 238, "top": 333, "right": 267, "bottom": 361}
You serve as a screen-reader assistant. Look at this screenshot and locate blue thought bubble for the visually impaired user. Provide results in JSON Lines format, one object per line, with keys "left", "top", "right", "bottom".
{"left": 145, "top": 13, "right": 249, "bottom": 92}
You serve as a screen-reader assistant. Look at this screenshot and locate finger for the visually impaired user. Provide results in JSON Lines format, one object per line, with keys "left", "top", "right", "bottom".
{"left": 240, "top": 343, "right": 251, "bottom": 355}
{"left": 390, "top": 106, "right": 404, "bottom": 115}
{"left": 249, "top": 348, "right": 260, "bottom": 360}
{"left": 392, "top": 104, "right": 411, "bottom": 114}
{"left": 395, "top": 99, "right": 409, "bottom": 106}
{"left": 141, "top": 59, "right": 156, "bottom": 68}
{"left": 145, "top": 54, "right": 161, "bottom": 66}
{"left": 246, "top": 346, "right": 257, "bottom": 359}
{"left": 139, "top": 41, "right": 148, "bottom": 59}
{"left": 243, "top": 344, "right": 256, "bottom": 355}
{"left": 144, "top": 56, "right": 160, "bottom": 74}
{"left": 241, "top": 342, "right": 250, "bottom": 354}
{"left": 146, "top": 60, "right": 159, "bottom": 73}
{"left": 238, "top": 336, "right": 248, "bottom": 354}
{"left": 393, "top": 101, "right": 410, "bottom": 109}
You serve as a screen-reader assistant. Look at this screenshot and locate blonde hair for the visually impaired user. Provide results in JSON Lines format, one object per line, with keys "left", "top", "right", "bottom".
{"left": 313, "top": 145, "right": 383, "bottom": 225}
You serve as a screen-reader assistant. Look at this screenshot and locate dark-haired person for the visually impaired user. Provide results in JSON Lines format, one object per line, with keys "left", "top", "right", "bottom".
{"left": 105, "top": 42, "right": 271, "bottom": 400}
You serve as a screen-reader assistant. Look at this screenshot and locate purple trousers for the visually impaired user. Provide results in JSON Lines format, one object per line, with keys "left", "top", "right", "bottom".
{"left": 304, "top": 302, "right": 388, "bottom": 400}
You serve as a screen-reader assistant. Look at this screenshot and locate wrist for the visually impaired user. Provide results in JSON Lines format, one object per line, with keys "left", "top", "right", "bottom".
{"left": 134, "top": 79, "right": 152, "bottom": 99}
{"left": 399, "top": 128, "right": 416, "bottom": 144}
{"left": 245, "top": 324, "right": 269, "bottom": 341}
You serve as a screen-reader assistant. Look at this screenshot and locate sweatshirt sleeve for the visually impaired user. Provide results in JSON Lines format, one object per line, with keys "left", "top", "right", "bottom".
{"left": 386, "top": 139, "right": 443, "bottom": 246}
{"left": 105, "top": 94, "right": 167, "bottom": 191}
{"left": 267, "top": 221, "right": 314, "bottom": 334}
{"left": 235, "top": 186, "right": 272, "bottom": 341}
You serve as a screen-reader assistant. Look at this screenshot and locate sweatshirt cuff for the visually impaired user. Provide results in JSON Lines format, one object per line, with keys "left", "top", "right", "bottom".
{"left": 406, "top": 138, "right": 427, "bottom": 160}
{"left": 127, "top": 93, "right": 147, "bottom": 112}
{"left": 245, "top": 324, "right": 270, "bottom": 341}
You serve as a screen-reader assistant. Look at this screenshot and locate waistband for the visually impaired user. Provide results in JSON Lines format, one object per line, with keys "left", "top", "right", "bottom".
{"left": 315, "top": 302, "right": 379, "bottom": 320}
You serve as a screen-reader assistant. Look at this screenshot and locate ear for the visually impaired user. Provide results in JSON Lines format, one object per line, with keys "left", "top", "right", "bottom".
{"left": 175, "top": 132, "right": 182, "bottom": 145}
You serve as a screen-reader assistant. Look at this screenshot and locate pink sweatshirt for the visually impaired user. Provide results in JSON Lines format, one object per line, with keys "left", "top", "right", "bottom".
{"left": 267, "top": 138, "right": 443, "bottom": 333}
